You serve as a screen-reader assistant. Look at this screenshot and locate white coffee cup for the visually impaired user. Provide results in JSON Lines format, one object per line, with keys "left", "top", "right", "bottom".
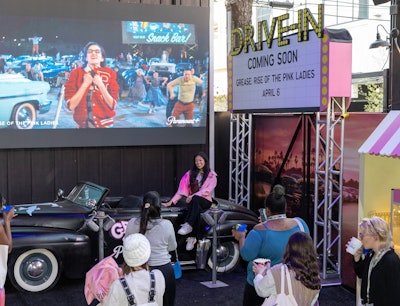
{"left": 253, "top": 258, "right": 271, "bottom": 265}
{"left": 346, "top": 237, "right": 362, "bottom": 255}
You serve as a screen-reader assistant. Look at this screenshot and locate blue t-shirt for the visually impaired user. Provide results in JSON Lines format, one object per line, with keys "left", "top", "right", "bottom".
{"left": 240, "top": 217, "right": 309, "bottom": 286}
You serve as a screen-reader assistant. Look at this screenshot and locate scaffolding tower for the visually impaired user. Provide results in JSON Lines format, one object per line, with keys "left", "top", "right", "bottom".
{"left": 314, "top": 97, "right": 346, "bottom": 285}
{"left": 228, "top": 100, "right": 346, "bottom": 285}
{"left": 228, "top": 113, "right": 252, "bottom": 209}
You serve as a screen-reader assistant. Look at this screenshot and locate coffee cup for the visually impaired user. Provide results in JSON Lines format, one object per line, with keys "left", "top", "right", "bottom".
{"left": 346, "top": 237, "right": 362, "bottom": 255}
{"left": 253, "top": 258, "right": 271, "bottom": 265}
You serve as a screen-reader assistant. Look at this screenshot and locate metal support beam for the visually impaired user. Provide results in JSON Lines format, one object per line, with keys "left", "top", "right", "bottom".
{"left": 229, "top": 113, "right": 252, "bottom": 208}
{"left": 314, "top": 97, "right": 346, "bottom": 285}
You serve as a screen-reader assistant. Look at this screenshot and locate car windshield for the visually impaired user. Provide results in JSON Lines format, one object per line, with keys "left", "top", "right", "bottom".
{"left": 65, "top": 183, "right": 103, "bottom": 208}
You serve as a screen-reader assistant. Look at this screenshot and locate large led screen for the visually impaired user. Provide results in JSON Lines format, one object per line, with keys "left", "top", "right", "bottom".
{"left": 0, "top": 0, "right": 210, "bottom": 148}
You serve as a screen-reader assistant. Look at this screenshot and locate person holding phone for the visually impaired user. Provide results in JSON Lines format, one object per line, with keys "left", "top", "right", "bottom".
{"left": 0, "top": 193, "right": 16, "bottom": 306}
{"left": 232, "top": 185, "right": 309, "bottom": 306}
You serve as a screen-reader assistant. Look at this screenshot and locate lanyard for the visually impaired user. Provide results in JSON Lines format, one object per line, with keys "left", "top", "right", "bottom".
{"left": 366, "top": 248, "right": 390, "bottom": 303}
{"left": 267, "top": 214, "right": 287, "bottom": 221}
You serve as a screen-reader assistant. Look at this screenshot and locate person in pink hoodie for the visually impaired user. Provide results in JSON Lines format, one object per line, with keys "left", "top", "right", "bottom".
{"left": 163, "top": 152, "right": 217, "bottom": 251}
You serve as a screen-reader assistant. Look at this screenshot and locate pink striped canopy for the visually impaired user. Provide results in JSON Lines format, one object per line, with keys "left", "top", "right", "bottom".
{"left": 358, "top": 111, "right": 400, "bottom": 157}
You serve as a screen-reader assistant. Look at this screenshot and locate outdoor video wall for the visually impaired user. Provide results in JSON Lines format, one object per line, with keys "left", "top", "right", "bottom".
{"left": 0, "top": 0, "right": 210, "bottom": 148}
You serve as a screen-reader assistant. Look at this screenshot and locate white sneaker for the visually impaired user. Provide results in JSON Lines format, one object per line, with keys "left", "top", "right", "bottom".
{"left": 177, "top": 222, "right": 193, "bottom": 235}
{"left": 186, "top": 237, "right": 197, "bottom": 251}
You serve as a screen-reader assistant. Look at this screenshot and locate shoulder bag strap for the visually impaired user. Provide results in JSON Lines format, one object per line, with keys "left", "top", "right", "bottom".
{"left": 293, "top": 217, "right": 305, "bottom": 232}
{"left": 284, "top": 264, "right": 294, "bottom": 296}
{"left": 119, "top": 277, "right": 136, "bottom": 306}
{"left": 148, "top": 271, "right": 156, "bottom": 302}
{"left": 280, "top": 264, "right": 286, "bottom": 294}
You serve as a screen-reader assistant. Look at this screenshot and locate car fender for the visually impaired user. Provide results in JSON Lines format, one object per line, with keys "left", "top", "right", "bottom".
{"left": 10, "top": 227, "right": 93, "bottom": 279}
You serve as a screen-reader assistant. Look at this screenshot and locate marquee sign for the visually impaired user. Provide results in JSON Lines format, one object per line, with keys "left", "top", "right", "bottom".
{"left": 228, "top": 4, "right": 352, "bottom": 113}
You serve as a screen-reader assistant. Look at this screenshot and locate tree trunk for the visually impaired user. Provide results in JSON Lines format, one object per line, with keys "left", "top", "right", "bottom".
{"left": 231, "top": 0, "right": 253, "bottom": 30}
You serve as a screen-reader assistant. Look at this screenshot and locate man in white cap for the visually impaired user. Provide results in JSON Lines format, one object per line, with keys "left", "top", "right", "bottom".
{"left": 103, "top": 233, "right": 165, "bottom": 306}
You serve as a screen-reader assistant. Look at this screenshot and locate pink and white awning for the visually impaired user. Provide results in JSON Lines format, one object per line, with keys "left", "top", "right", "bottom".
{"left": 358, "top": 111, "right": 400, "bottom": 157}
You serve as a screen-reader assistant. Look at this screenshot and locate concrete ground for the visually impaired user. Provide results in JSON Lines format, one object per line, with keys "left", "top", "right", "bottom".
{"left": 5, "top": 264, "right": 356, "bottom": 306}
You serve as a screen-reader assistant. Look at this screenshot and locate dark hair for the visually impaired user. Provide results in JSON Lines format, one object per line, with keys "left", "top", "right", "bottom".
{"left": 189, "top": 151, "right": 210, "bottom": 194}
{"left": 139, "top": 191, "right": 161, "bottom": 235}
{"left": 265, "top": 184, "right": 286, "bottom": 214}
{"left": 82, "top": 41, "right": 107, "bottom": 68}
{"left": 282, "top": 232, "right": 321, "bottom": 290}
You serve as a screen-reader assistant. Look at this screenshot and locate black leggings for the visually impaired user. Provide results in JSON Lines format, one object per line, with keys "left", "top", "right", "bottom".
{"left": 185, "top": 195, "right": 212, "bottom": 238}
{"left": 150, "top": 262, "right": 176, "bottom": 306}
{"left": 242, "top": 282, "right": 265, "bottom": 306}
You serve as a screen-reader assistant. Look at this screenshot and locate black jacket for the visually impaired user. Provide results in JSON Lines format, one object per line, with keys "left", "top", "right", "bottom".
{"left": 353, "top": 248, "right": 400, "bottom": 306}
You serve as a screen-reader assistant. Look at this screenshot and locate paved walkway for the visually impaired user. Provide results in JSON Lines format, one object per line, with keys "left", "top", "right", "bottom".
{"left": 6, "top": 264, "right": 356, "bottom": 306}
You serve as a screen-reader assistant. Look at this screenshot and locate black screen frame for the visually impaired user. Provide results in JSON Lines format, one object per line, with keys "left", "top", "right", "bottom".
{"left": 0, "top": 0, "right": 210, "bottom": 149}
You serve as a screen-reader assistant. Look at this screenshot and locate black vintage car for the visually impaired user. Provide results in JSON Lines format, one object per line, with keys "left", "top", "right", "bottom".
{"left": 6, "top": 181, "right": 258, "bottom": 293}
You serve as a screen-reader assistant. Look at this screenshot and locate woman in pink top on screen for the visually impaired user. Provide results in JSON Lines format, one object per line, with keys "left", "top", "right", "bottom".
{"left": 163, "top": 152, "right": 217, "bottom": 251}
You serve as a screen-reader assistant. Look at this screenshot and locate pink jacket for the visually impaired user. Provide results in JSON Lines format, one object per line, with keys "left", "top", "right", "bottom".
{"left": 171, "top": 170, "right": 217, "bottom": 204}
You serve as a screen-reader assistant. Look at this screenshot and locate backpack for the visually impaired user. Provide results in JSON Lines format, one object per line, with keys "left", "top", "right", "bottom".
{"left": 262, "top": 264, "right": 298, "bottom": 306}
{"left": 84, "top": 255, "right": 123, "bottom": 304}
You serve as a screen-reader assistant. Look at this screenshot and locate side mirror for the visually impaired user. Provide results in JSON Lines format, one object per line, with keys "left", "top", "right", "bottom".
{"left": 56, "top": 189, "right": 64, "bottom": 201}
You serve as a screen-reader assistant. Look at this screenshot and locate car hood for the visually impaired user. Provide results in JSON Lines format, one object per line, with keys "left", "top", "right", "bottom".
{"left": 13, "top": 200, "right": 92, "bottom": 216}
{"left": 10, "top": 200, "right": 92, "bottom": 230}
{"left": 0, "top": 74, "right": 50, "bottom": 97}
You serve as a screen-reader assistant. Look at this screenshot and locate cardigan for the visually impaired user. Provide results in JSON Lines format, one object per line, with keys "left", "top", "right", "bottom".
{"left": 353, "top": 248, "right": 400, "bottom": 306}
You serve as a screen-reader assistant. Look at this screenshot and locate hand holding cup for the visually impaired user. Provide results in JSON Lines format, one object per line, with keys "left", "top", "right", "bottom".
{"left": 252, "top": 258, "right": 271, "bottom": 276}
{"left": 346, "top": 237, "right": 362, "bottom": 255}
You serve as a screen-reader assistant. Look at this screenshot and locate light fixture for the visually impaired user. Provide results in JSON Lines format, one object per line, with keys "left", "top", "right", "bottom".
{"left": 253, "top": 0, "right": 294, "bottom": 9}
{"left": 370, "top": 25, "right": 400, "bottom": 55}
{"left": 103, "top": 215, "right": 116, "bottom": 231}
{"left": 269, "top": 1, "right": 294, "bottom": 8}
{"left": 369, "top": 24, "right": 391, "bottom": 49}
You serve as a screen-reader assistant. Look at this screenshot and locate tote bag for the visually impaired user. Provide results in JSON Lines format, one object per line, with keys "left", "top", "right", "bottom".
{"left": 262, "top": 264, "right": 298, "bottom": 306}
{"left": 0, "top": 245, "right": 8, "bottom": 288}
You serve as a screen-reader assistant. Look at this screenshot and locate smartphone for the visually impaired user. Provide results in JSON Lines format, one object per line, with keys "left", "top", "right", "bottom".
{"left": 259, "top": 208, "right": 267, "bottom": 222}
{"left": 2, "top": 205, "right": 13, "bottom": 213}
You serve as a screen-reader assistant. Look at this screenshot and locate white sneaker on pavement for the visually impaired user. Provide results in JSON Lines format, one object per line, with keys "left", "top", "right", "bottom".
{"left": 177, "top": 222, "right": 193, "bottom": 235}
{"left": 186, "top": 237, "right": 197, "bottom": 251}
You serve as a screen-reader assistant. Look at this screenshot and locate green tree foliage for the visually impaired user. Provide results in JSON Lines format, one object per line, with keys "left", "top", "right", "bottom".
{"left": 360, "top": 84, "right": 384, "bottom": 112}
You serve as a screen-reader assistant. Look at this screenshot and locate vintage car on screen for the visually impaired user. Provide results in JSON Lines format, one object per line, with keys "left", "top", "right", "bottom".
{"left": 0, "top": 74, "right": 52, "bottom": 129}
{"left": 6, "top": 181, "right": 258, "bottom": 293}
{"left": 40, "top": 59, "right": 70, "bottom": 87}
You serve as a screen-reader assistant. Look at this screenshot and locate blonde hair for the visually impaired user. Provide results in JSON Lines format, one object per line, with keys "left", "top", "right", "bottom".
{"left": 359, "top": 216, "right": 392, "bottom": 250}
